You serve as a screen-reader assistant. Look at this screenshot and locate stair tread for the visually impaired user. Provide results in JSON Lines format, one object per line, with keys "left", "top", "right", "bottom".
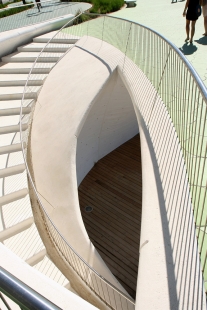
{"left": 19, "top": 42, "right": 72, "bottom": 50}
{"left": 0, "top": 74, "right": 47, "bottom": 82}
{"left": 2, "top": 52, "right": 64, "bottom": 62}
{"left": 0, "top": 142, "right": 25, "bottom": 155}
{"left": 0, "top": 216, "right": 33, "bottom": 241}
{"left": 0, "top": 164, "right": 26, "bottom": 178}
{"left": 0, "top": 188, "right": 28, "bottom": 206}
{"left": 0, "top": 107, "right": 31, "bottom": 116}
{"left": 0, "top": 123, "right": 28, "bottom": 135}
{"left": 4, "top": 223, "right": 45, "bottom": 261}
{"left": 0, "top": 86, "right": 41, "bottom": 94}
{"left": 0, "top": 100, "right": 33, "bottom": 109}
{"left": 34, "top": 31, "right": 80, "bottom": 43}
{"left": 0, "top": 62, "right": 55, "bottom": 69}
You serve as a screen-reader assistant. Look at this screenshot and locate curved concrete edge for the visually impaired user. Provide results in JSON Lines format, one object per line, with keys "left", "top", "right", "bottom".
{"left": 30, "top": 37, "right": 131, "bottom": 302}
{"left": 0, "top": 243, "right": 98, "bottom": 310}
{"left": 117, "top": 65, "right": 206, "bottom": 309}
{"left": 76, "top": 68, "right": 139, "bottom": 185}
{"left": 0, "top": 14, "right": 74, "bottom": 59}
{"left": 30, "top": 33, "right": 205, "bottom": 309}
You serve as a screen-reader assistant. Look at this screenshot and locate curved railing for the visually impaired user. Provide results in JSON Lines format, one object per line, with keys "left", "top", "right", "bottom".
{"left": 20, "top": 12, "right": 207, "bottom": 308}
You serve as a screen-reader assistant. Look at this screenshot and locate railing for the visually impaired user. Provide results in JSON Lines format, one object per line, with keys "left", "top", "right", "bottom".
{"left": 0, "top": 267, "right": 61, "bottom": 310}
{"left": 20, "top": 12, "right": 207, "bottom": 308}
{"left": 0, "top": 1, "right": 90, "bottom": 33}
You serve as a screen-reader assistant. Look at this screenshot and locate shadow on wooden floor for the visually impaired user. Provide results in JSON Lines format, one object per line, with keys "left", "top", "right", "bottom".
{"left": 78, "top": 134, "right": 142, "bottom": 298}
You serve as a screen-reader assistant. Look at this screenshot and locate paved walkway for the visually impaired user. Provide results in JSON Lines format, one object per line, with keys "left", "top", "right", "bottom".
{"left": 112, "top": 0, "right": 207, "bottom": 88}
{"left": 0, "top": 1, "right": 90, "bottom": 33}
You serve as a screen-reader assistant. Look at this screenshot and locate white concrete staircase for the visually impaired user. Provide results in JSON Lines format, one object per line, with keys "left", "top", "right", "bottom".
{"left": 0, "top": 31, "right": 77, "bottom": 309}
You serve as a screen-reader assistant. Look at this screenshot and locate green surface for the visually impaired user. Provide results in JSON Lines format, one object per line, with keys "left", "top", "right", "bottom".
{"left": 63, "top": 1, "right": 207, "bottom": 287}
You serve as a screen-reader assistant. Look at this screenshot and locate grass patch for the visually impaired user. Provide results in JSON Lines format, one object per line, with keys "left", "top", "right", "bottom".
{"left": 90, "top": 0, "right": 124, "bottom": 14}
{"left": 65, "top": 0, "right": 124, "bottom": 14}
{"left": 0, "top": 3, "right": 7, "bottom": 9}
{"left": 0, "top": 3, "right": 33, "bottom": 18}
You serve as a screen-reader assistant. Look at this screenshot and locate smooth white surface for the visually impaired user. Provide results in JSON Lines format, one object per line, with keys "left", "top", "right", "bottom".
{"left": 0, "top": 244, "right": 97, "bottom": 310}
{"left": 76, "top": 68, "right": 138, "bottom": 185}
{"left": 31, "top": 35, "right": 205, "bottom": 309}
{"left": 31, "top": 38, "right": 129, "bottom": 294}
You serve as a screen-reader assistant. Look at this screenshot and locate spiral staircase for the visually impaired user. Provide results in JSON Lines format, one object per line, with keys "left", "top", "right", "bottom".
{"left": 0, "top": 31, "right": 80, "bottom": 309}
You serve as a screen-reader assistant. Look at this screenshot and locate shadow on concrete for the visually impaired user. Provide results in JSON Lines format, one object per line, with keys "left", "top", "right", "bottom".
{"left": 27, "top": 10, "right": 52, "bottom": 17}
{"left": 126, "top": 3, "right": 137, "bottom": 8}
{"left": 194, "top": 36, "right": 207, "bottom": 45}
{"left": 179, "top": 42, "right": 197, "bottom": 55}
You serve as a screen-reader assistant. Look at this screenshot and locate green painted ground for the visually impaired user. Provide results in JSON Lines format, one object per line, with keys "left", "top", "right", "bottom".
{"left": 111, "top": 0, "right": 207, "bottom": 88}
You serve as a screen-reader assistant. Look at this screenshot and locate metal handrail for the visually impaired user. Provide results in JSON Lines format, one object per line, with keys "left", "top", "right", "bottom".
{"left": 19, "top": 11, "right": 207, "bottom": 309}
{"left": 0, "top": 267, "right": 61, "bottom": 310}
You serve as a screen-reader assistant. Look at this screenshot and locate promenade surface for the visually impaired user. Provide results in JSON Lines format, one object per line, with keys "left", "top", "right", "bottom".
{"left": 0, "top": 1, "right": 89, "bottom": 32}
{"left": 112, "top": 0, "right": 207, "bottom": 89}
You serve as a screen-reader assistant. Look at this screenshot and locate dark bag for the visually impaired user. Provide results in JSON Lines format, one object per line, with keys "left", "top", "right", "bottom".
{"left": 196, "top": 4, "right": 202, "bottom": 17}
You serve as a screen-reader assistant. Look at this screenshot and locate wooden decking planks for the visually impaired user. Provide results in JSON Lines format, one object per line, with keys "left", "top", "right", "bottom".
{"left": 78, "top": 134, "right": 142, "bottom": 298}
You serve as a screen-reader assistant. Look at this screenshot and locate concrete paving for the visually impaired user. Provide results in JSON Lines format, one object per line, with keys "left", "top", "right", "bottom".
{"left": 112, "top": 0, "right": 207, "bottom": 88}
{"left": 0, "top": 1, "right": 90, "bottom": 33}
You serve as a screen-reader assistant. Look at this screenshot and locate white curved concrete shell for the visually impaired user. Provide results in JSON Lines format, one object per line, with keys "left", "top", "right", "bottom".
{"left": 0, "top": 11, "right": 206, "bottom": 310}
{"left": 30, "top": 36, "right": 206, "bottom": 309}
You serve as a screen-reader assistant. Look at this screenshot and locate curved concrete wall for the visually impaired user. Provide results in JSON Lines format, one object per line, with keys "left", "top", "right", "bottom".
{"left": 31, "top": 35, "right": 205, "bottom": 309}
{"left": 30, "top": 37, "right": 131, "bottom": 300}
{"left": 76, "top": 69, "right": 138, "bottom": 185}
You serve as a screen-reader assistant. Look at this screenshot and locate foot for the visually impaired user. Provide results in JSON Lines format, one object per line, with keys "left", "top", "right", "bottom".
{"left": 185, "top": 38, "right": 189, "bottom": 42}
{"left": 190, "top": 39, "right": 193, "bottom": 43}
{"left": 203, "top": 33, "right": 207, "bottom": 36}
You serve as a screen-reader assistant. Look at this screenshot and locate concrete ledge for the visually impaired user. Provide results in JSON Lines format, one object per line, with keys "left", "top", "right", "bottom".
{"left": 0, "top": 244, "right": 97, "bottom": 310}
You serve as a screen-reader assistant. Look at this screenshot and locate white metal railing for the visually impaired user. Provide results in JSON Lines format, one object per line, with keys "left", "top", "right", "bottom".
{"left": 20, "top": 13, "right": 207, "bottom": 308}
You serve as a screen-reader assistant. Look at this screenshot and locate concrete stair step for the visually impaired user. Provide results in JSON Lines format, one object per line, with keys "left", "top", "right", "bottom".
{"left": 0, "top": 123, "right": 28, "bottom": 135}
{"left": 0, "top": 86, "right": 41, "bottom": 100}
{"left": 0, "top": 99, "right": 35, "bottom": 109}
{"left": 33, "top": 31, "right": 79, "bottom": 44}
{"left": 0, "top": 142, "right": 26, "bottom": 155}
{"left": 0, "top": 74, "right": 47, "bottom": 86}
{"left": 25, "top": 249, "right": 47, "bottom": 266}
{"left": 2, "top": 52, "right": 64, "bottom": 63}
{"left": 0, "top": 107, "right": 31, "bottom": 116}
{"left": 0, "top": 188, "right": 28, "bottom": 207}
{"left": 0, "top": 217, "right": 33, "bottom": 241}
{"left": 18, "top": 42, "right": 72, "bottom": 53}
{"left": 0, "top": 164, "right": 26, "bottom": 178}
{"left": 0, "top": 62, "right": 55, "bottom": 74}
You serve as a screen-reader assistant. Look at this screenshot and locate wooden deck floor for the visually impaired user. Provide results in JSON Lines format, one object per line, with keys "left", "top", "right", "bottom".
{"left": 78, "top": 135, "right": 142, "bottom": 298}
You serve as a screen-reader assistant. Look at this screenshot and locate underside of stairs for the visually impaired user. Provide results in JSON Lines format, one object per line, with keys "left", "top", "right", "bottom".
{"left": 0, "top": 31, "right": 78, "bottom": 308}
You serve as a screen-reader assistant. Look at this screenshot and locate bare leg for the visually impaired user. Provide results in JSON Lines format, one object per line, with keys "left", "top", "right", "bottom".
{"left": 185, "top": 20, "right": 190, "bottom": 41}
{"left": 203, "top": 16, "right": 207, "bottom": 35}
{"left": 190, "top": 20, "right": 196, "bottom": 42}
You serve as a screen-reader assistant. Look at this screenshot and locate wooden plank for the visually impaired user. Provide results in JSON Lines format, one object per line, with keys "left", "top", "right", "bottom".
{"left": 80, "top": 201, "right": 140, "bottom": 245}
{"left": 79, "top": 192, "right": 140, "bottom": 234}
{"left": 79, "top": 182, "right": 141, "bottom": 221}
{"left": 78, "top": 134, "right": 142, "bottom": 297}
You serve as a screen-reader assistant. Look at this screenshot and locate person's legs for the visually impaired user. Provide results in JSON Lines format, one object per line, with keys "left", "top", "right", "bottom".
{"left": 203, "top": 16, "right": 207, "bottom": 35}
{"left": 185, "top": 19, "right": 190, "bottom": 41}
{"left": 190, "top": 20, "right": 196, "bottom": 42}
